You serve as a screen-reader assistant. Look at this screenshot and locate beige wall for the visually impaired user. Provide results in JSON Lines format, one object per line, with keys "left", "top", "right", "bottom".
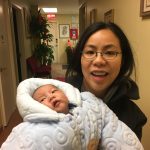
{"left": 82, "top": 0, "right": 150, "bottom": 149}
{"left": 56, "top": 14, "right": 79, "bottom": 64}
{"left": 42, "top": 14, "right": 79, "bottom": 64}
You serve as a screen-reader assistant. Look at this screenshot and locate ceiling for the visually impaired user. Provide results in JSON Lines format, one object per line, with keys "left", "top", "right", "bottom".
{"left": 28, "top": 0, "right": 79, "bottom": 14}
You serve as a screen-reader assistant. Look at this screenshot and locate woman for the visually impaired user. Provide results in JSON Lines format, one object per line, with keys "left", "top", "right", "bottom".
{"left": 65, "top": 22, "right": 147, "bottom": 140}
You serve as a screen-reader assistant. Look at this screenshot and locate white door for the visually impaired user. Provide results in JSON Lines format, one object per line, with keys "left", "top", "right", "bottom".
{"left": 47, "top": 21, "right": 58, "bottom": 63}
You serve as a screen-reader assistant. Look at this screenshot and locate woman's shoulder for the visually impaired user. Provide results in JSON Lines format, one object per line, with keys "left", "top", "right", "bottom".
{"left": 106, "top": 77, "right": 140, "bottom": 104}
{"left": 109, "top": 95, "right": 147, "bottom": 123}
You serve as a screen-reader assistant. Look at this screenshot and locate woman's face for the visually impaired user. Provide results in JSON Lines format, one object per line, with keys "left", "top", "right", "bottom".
{"left": 81, "top": 29, "right": 122, "bottom": 98}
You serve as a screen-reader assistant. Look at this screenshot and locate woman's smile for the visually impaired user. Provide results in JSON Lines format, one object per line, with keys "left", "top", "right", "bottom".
{"left": 90, "top": 70, "right": 108, "bottom": 81}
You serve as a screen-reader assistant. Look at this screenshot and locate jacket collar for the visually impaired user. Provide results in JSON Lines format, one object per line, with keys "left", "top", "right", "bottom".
{"left": 103, "top": 77, "right": 140, "bottom": 103}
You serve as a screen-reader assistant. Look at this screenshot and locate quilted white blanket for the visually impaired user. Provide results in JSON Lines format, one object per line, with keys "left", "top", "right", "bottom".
{"left": 0, "top": 78, "right": 144, "bottom": 150}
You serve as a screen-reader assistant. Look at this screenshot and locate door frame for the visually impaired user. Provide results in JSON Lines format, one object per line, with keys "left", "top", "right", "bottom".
{"left": 9, "top": 2, "right": 26, "bottom": 83}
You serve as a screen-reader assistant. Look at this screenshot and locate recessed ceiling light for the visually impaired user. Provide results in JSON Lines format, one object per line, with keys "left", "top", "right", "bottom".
{"left": 42, "top": 8, "right": 57, "bottom": 13}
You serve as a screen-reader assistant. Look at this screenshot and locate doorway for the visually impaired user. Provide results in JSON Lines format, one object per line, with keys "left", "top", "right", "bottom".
{"left": 11, "top": 6, "right": 22, "bottom": 82}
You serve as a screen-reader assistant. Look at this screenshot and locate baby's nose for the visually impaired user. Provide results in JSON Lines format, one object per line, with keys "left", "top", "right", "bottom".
{"left": 46, "top": 93, "right": 52, "bottom": 99}
{"left": 46, "top": 92, "right": 55, "bottom": 100}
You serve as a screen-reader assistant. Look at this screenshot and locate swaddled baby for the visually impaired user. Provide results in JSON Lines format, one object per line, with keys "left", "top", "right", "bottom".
{"left": 1, "top": 78, "right": 144, "bottom": 150}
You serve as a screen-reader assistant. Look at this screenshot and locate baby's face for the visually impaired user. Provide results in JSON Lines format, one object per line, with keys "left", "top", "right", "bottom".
{"left": 33, "top": 84, "right": 69, "bottom": 114}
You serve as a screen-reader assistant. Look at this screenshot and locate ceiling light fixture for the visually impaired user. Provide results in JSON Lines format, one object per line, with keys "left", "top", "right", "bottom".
{"left": 42, "top": 8, "right": 57, "bottom": 13}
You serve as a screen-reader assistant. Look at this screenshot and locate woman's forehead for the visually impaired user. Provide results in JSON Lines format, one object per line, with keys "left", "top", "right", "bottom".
{"left": 84, "top": 29, "right": 120, "bottom": 49}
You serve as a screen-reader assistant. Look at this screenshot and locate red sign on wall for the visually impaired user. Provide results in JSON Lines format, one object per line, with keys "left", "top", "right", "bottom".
{"left": 47, "top": 14, "right": 56, "bottom": 20}
{"left": 70, "top": 28, "right": 78, "bottom": 39}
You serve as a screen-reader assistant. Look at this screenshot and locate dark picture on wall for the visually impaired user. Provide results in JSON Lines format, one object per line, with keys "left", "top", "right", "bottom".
{"left": 140, "top": 0, "right": 150, "bottom": 17}
{"left": 90, "top": 9, "right": 97, "bottom": 24}
{"left": 104, "top": 9, "right": 114, "bottom": 23}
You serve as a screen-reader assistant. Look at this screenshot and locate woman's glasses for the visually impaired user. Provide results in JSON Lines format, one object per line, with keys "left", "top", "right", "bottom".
{"left": 81, "top": 50, "right": 121, "bottom": 60}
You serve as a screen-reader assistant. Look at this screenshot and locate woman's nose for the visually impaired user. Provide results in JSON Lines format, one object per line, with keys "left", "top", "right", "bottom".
{"left": 93, "top": 53, "right": 107, "bottom": 65}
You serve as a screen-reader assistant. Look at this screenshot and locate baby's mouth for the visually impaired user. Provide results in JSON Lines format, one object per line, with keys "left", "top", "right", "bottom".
{"left": 52, "top": 100, "right": 60, "bottom": 107}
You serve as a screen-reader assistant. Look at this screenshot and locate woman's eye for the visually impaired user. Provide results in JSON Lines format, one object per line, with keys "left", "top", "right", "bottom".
{"left": 85, "top": 50, "right": 95, "bottom": 55}
{"left": 104, "top": 51, "right": 116, "bottom": 56}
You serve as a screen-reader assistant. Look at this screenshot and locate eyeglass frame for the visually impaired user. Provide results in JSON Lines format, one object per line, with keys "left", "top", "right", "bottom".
{"left": 81, "top": 50, "right": 122, "bottom": 60}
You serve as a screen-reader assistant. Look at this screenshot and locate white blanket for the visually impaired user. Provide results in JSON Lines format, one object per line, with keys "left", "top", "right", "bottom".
{"left": 1, "top": 78, "right": 144, "bottom": 150}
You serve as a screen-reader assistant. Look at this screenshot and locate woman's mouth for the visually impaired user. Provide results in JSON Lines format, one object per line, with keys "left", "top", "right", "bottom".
{"left": 91, "top": 71, "right": 108, "bottom": 77}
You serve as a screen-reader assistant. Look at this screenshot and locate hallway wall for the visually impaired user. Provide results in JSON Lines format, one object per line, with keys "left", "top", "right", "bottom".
{"left": 0, "top": 0, "right": 32, "bottom": 127}
{"left": 56, "top": 14, "right": 79, "bottom": 64}
{"left": 40, "top": 14, "right": 79, "bottom": 64}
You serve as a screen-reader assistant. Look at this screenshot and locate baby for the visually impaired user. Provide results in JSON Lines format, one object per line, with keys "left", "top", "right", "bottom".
{"left": 32, "top": 84, "right": 70, "bottom": 114}
{"left": 1, "top": 78, "right": 144, "bottom": 150}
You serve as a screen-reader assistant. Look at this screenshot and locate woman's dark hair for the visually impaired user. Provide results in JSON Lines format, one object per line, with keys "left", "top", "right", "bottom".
{"left": 66, "top": 22, "right": 135, "bottom": 82}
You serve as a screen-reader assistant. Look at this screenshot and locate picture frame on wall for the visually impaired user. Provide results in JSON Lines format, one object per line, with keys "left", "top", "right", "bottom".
{"left": 79, "top": 2, "right": 87, "bottom": 35}
{"left": 59, "top": 24, "right": 70, "bottom": 38}
{"left": 104, "top": 9, "right": 114, "bottom": 23}
{"left": 90, "top": 9, "right": 97, "bottom": 24}
{"left": 140, "top": 0, "right": 150, "bottom": 17}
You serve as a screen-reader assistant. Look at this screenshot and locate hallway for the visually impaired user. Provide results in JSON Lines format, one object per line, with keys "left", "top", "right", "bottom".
{"left": 0, "top": 0, "right": 150, "bottom": 149}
